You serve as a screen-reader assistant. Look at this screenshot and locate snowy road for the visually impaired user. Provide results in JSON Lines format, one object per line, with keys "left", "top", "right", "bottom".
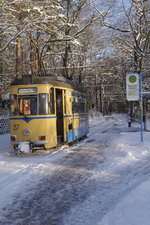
{"left": 0, "top": 114, "right": 150, "bottom": 225}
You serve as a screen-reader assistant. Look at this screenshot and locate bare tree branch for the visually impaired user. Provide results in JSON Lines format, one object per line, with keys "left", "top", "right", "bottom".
{"left": 0, "top": 22, "right": 30, "bottom": 52}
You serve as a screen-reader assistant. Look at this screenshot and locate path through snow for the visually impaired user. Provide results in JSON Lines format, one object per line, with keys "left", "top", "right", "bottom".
{"left": 0, "top": 114, "right": 150, "bottom": 225}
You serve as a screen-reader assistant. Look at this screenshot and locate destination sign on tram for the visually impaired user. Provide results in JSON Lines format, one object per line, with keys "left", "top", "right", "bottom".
{"left": 18, "top": 87, "right": 37, "bottom": 94}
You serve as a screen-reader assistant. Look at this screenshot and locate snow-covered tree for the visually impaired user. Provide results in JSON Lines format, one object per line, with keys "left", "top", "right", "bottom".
{"left": 0, "top": 0, "right": 103, "bottom": 77}
{"left": 99, "top": 0, "right": 150, "bottom": 72}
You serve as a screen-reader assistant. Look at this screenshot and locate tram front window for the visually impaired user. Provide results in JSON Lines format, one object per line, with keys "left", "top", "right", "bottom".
{"left": 10, "top": 95, "right": 17, "bottom": 115}
{"left": 18, "top": 95, "right": 37, "bottom": 115}
{"left": 10, "top": 94, "right": 49, "bottom": 116}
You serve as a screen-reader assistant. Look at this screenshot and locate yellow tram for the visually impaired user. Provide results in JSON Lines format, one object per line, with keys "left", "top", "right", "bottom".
{"left": 10, "top": 75, "right": 89, "bottom": 153}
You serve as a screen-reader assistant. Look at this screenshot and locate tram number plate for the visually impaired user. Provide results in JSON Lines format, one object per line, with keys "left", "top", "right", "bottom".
{"left": 13, "top": 124, "right": 19, "bottom": 131}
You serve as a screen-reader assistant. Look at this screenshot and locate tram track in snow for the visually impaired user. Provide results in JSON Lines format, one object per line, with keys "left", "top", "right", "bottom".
{"left": 0, "top": 148, "right": 65, "bottom": 195}
{"left": 88, "top": 116, "right": 118, "bottom": 137}
{"left": 1, "top": 114, "right": 148, "bottom": 225}
{"left": 89, "top": 116, "right": 117, "bottom": 128}
{"left": 0, "top": 115, "right": 118, "bottom": 207}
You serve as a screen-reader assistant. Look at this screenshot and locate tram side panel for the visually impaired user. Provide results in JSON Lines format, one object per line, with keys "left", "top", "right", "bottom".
{"left": 71, "top": 115, "right": 89, "bottom": 142}
{"left": 65, "top": 90, "right": 89, "bottom": 143}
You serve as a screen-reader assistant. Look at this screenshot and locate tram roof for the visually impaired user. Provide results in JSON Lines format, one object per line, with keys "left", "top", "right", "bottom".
{"left": 11, "top": 75, "right": 85, "bottom": 93}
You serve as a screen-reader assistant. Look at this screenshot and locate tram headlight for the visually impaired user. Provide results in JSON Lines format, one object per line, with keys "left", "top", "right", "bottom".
{"left": 24, "top": 129, "right": 30, "bottom": 136}
{"left": 38, "top": 135, "right": 46, "bottom": 141}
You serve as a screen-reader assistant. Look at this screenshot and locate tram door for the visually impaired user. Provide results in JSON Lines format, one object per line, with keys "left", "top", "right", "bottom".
{"left": 56, "top": 89, "right": 64, "bottom": 143}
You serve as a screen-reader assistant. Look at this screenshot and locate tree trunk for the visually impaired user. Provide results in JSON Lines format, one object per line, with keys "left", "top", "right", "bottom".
{"left": 16, "top": 36, "right": 23, "bottom": 77}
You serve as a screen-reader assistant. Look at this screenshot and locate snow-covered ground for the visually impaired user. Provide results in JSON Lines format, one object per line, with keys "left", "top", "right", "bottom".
{"left": 0, "top": 113, "right": 150, "bottom": 225}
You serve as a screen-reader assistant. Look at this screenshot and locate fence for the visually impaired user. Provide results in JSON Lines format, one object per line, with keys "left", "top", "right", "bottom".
{"left": 0, "top": 105, "right": 10, "bottom": 135}
{"left": 0, "top": 73, "right": 13, "bottom": 135}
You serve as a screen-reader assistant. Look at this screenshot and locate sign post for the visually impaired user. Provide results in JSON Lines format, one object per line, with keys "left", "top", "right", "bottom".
{"left": 126, "top": 73, "right": 140, "bottom": 101}
{"left": 139, "top": 72, "right": 143, "bottom": 142}
{"left": 126, "top": 72, "right": 143, "bottom": 142}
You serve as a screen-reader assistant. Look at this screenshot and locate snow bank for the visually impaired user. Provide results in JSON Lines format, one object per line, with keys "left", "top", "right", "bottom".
{"left": 100, "top": 178, "right": 150, "bottom": 225}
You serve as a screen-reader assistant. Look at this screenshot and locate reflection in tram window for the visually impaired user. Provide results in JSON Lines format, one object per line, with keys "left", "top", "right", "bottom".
{"left": 72, "top": 92, "right": 88, "bottom": 113}
{"left": 18, "top": 96, "right": 37, "bottom": 115}
{"left": 10, "top": 95, "right": 37, "bottom": 116}
{"left": 39, "top": 93, "right": 49, "bottom": 115}
{"left": 10, "top": 95, "right": 17, "bottom": 115}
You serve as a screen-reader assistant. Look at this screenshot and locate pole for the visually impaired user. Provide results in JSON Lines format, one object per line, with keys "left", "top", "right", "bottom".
{"left": 139, "top": 72, "right": 143, "bottom": 142}
{"left": 143, "top": 99, "right": 147, "bottom": 131}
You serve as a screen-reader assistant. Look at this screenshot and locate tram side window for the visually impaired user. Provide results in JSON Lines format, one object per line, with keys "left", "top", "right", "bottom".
{"left": 49, "top": 88, "right": 55, "bottom": 114}
{"left": 84, "top": 102, "right": 88, "bottom": 113}
{"left": 72, "top": 92, "right": 78, "bottom": 113}
{"left": 78, "top": 95, "right": 82, "bottom": 113}
{"left": 72, "top": 92, "right": 88, "bottom": 113}
{"left": 72, "top": 97, "right": 75, "bottom": 113}
{"left": 39, "top": 93, "right": 48, "bottom": 115}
